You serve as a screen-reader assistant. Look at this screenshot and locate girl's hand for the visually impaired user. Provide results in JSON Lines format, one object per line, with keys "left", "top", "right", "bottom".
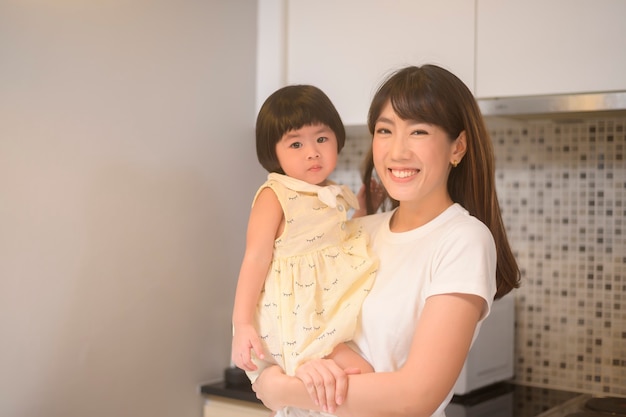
{"left": 231, "top": 323, "right": 264, "bottom": 371}
{"left": 355, "top": 178, "right": 385, "bottom": 216}
{"left": 295, "top": 358, "right": 359, "bottom": 414}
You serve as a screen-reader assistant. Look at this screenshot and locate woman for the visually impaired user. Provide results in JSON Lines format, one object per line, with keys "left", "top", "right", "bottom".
{"left": 252, "top": 64, "right": 521, "bottom": 417}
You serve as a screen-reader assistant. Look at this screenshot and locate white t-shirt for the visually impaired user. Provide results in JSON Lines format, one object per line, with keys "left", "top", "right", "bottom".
{"left": 350, "top": 203, "right": 497, "bottom": 416}
{"left": 277, "top": 204, "right": 497, "bottom": 417}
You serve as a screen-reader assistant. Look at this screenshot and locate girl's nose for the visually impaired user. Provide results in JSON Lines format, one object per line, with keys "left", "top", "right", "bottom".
{"left": 307, "top": 148, "right": 320, "bottom": 159}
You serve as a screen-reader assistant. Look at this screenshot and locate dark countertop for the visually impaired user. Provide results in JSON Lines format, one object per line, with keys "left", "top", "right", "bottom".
{"left": 201, "top": 379, "right": 260, "bottom": 404}
{"left": 200, "top": 371, "right": 585, "bottom": 417}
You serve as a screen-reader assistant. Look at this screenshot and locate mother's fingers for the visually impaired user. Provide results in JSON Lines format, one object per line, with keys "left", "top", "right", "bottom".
{"left": 295, "top": 359, "right": 347, "bottom": 413}
{"left": 295, "top": 362, "right": 324, "bottom": 407}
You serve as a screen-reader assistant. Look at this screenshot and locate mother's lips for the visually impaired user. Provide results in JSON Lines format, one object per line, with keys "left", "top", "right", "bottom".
{"left": 390, "top": 169, "right": 418, "bottom": 178}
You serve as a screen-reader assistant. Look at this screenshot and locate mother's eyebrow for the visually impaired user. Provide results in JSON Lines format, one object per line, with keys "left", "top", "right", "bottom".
{"left": 376, "top": 116, "right": 427, "bottom": 126}
{"left": 375, "top": 116, "right": 394, "bottom": 124}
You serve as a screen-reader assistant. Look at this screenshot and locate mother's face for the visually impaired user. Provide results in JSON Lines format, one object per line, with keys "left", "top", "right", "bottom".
{"left": 372, "top": 101, "right": 465, "bottom": 212}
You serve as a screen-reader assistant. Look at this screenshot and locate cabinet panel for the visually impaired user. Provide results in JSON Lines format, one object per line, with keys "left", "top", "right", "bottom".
{"left": 476, "top": 0, "right": 626, "bottom": 98}
{"left": 204, "top": 397, "right": 271, "bottom": 417}
{"left": 286, "top": 0, "right": 475, "bottom": 125}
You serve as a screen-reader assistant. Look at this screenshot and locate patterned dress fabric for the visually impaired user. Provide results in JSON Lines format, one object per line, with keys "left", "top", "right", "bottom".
{"left": 247, "top": 173, "right": 377, "bottom": 381}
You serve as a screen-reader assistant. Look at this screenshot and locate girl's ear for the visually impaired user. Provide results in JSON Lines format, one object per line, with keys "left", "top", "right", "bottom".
{"left": 451, "top": 131, "right": 467, "bottom": 165}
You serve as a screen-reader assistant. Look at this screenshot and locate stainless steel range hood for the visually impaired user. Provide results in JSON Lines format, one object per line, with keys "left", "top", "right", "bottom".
{"left": 477, "top": 91, "right": 626, "bottom": 118}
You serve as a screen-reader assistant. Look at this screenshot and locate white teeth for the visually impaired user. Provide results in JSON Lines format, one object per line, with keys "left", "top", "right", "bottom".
{"left": 390, "top": 169, "right": 417, "bottom": 178}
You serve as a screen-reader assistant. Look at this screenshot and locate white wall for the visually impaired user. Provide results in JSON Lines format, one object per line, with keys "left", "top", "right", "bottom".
{"left": 0, "top": 1, "right": 264, "bottom": 416}
{"left": 255, "top": 0, "right": 286, "bottom": 113}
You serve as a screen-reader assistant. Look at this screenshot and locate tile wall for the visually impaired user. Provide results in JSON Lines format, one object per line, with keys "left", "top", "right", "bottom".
{"left": 331, "top": 116, "right": 626, "bottom": 397}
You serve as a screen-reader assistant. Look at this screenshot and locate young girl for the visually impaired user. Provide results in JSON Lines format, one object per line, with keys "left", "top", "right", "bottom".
{"left": 231, "top": 85, "right": 379, "bottom": 386}
{"left": 251, "top": 65, "right": 521, "bottom": 417}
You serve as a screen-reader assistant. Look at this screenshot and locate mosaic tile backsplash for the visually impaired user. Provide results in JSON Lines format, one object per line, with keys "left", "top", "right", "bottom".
{"left": 331, "top": 116, "right": 626, "bottom": 397}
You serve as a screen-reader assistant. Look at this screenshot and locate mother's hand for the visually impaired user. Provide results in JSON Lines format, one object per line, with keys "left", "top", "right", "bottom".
{"left": 251, "top": 365, "right": 287, "bottom": 411}
{"left": 252, "top": 361, "right": 360, "bottom": 414}
{"left": 295, "top": 358, "right": 354, "bottom": 414}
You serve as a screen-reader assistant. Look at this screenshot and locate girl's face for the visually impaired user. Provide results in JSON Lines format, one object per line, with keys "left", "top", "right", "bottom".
{"left": 275, "top": 123, "right": 338, "bottom": 186}
{"left": 372, "top": 101, "right": 465, "bottom": 214}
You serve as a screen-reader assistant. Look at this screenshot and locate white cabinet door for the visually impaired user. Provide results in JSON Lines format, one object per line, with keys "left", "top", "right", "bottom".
{"left": 476, "top": 0, "right": 626, "bottom": 98}
{"left": 285, "top": 0, "right": 475, "bottom": 125}
{"left": 204, "top": 397, "right": 271, "bottom": 417}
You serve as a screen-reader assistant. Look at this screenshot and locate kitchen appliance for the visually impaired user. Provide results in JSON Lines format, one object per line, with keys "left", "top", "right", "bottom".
{"left": 477, "top": 91, "right": 626, "bottom": 118}
{"left": 446, "top": 387, "right": 514, "bottom": 417}
{"left": 453, "top": 293, "right": 516, "bottom": 395}
{"left": 201, "top": 379, "right": 590, "bottom": 417}
{"left": 561, "top": 396, "right": 626, "bottom": 417}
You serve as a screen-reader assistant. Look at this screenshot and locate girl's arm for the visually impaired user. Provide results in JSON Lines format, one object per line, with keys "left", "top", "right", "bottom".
{"left": 253, "top": 293, "right": 484, "bottom": 417}
{"left": 231, "top": 187, "right": 283, "bottom": 371}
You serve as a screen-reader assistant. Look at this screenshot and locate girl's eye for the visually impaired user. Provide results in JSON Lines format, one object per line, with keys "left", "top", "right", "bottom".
{"left": 290, "top": 142, "right": 302, "bottom": 149}
{"left": 316, "top": 136, "right": 328, "bottom": 143}
{"left": 375, "top": 127, "right": 391, "bottom": 135}
{"left": 411, "top": 129, "right": 428, "bottom": 136}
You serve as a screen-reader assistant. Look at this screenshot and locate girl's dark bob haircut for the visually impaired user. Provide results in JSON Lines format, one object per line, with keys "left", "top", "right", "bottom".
{"left": 256, "top": 85, "right": 346, "bottom": 173}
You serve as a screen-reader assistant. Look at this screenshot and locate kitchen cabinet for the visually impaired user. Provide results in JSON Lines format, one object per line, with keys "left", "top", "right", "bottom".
{"left": 475, "top": 0, "right": 626, "bottom": 98}
{"left": 257, "top": 1, "right": 626, "bottom": 123}
{"left": 283, "top": 0, "right": 475, "bottom": 126}
{"left": 204, "top": 396, "right": 271, "bottom": 417}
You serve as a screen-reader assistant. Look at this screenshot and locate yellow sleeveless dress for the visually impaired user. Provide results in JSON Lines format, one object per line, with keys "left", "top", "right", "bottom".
{"left": 247, "top": 173, "right": 377, "bottom": 382}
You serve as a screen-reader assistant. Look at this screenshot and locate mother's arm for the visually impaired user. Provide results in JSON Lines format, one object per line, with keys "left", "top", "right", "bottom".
{"left": 253, "top": 293, "right": 484, "bottom": 417}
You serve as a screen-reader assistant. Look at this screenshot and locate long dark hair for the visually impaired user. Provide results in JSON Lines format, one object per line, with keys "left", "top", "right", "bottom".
{"left": 362, "top": 65, "right": 520, "bottom": 299}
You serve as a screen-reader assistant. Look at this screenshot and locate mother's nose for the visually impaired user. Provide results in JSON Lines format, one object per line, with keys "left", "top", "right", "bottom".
{"left": 389, "top": 136, "right": 410, "bottom": 158}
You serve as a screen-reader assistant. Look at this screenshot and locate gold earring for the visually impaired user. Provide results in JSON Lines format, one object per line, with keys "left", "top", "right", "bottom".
{"left": 451, "top": 160, "right": 459, "bottom": 168}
